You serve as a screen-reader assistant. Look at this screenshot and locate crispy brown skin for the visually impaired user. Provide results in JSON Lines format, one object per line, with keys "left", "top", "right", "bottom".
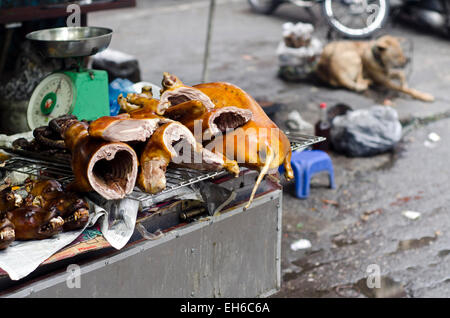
{"left": 163, "top": 100, "right": 206, "bottom": 122}
{"left": 0, "top": 217, "right": 14, "bottom": 249}
{"left": 193, "top": 82, "right": 293, "bottom": 209}
{"left": 88, "top": 113, "right": 167, "bottom": 143}
{"left": 117, "top": 91, "right": 161, "bottom": 114}
{"left": 46, "top": 195, "right": 89, "bottom": 231}
{"left": 64, "top": 121, "right": 138, "bottom": 200}
{"left": 137, "top": 123, "right": 173, "bottom": 194}
{"left": 183, "top": 106, "right": 253, "bottom": 142}
{"left": 25, "top": 180, "right": 89, "bottom": 231}
{"left": 65, "top": 121, "right": 98, "bottom": 193}
{"left": 128, "top": 108, "right": 163, "bottom": 119}
{"left": 158, "top": 73, "right": 216, "bottom": 114}
{"left": 88, "top": 113, "right": 131, "bottom": 139}
{"left": 26, "top": 179, "right": 63, "bottom": 203}
{"left": 127, "top": 93, "right": 159, "bottom": 109}
{"left": 7, "top": 207, "right": 62, "bottom": 240}
{"left": 193, "top": 82, "right": 293, "bottom": 179}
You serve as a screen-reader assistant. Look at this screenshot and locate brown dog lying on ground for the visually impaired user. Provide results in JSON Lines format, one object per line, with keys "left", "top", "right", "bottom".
{"left": 315, "top": 35, "right": 434, "bottom": 102}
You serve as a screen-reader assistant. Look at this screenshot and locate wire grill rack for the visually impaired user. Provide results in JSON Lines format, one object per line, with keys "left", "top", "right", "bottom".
{"left": 286, "top": 132, "right": 325, "bottom": 152}
{"left": 0, "top": 133, "right": 324, "bottom": 201}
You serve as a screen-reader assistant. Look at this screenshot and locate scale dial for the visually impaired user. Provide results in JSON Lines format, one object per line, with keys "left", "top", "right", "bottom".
{"left": 27, "top": 73, "right": 75, "bottom": 130}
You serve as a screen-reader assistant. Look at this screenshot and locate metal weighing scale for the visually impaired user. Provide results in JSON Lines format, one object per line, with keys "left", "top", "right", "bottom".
{"left": 25, "top": 26, "right": 113, "bottom": 130}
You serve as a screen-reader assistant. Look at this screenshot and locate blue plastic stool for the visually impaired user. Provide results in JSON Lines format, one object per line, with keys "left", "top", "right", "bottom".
{"left": 279, "top": 150, "right": 335, "bottom": 199}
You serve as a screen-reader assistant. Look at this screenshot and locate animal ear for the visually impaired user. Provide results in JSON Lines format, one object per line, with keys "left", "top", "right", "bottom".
{"left": 376, "top": 41, "right": 388, "bottom": 51}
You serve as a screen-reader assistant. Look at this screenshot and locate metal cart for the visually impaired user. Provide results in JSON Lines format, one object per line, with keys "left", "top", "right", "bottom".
{"left": 0, "top": 133, "right": 323, "bottom": 297}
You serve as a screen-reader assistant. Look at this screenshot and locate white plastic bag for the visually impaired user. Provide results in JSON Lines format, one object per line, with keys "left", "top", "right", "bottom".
{"left": 330, "top": 106, "right": 403, "bottom": 157}
{"left": 277, "top": 22, "right": 323, "bottom": 80}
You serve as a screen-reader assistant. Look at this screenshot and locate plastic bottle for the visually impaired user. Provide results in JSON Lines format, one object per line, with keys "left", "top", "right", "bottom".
{"left": 313, "top": 102, "right": 331, "bottom": 151}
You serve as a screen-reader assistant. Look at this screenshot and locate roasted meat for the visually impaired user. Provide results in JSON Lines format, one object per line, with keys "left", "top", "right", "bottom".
{"left": 64, "top": 121, "right": 139, "bottom": 200}
{"left": 7, "top": 206, "right": 64, "bottom": 240}
{"left": 138, "top": 122, "right": 239, "bottom": 194}
{"left": 0, "top": 187, "right": 21, "bottom": 213}
{"left": 12, "top": 115, "right": 76, "bottom": 162}
{"left": 193, "top": 82, "right": 294, "bottom": 209}
{"left": 33, "top": 126, "right": 66, "bottom": 149}
{"left": 49, "top": 115, "right": 78, "bottom": 137}
{"left": 24, "top": 180, "right": 89, "bottom": 231}
{"left": 157, "top": 72, "right": 216, "bottom": 115}
{"left": 45, "top": 194, "right": 89, "bottom": 231}
{"left": 0, "top": 217, "right": 15, "bottom": 249}
{"left": 118, "top": 92, "right": 159, "bottom": 114}
{"left": 162, "top": 100, "right": 207, "bottom": 123}
{"left": 183, "top": 106, "right": 253, "bottom": 142}
{"left": 89, "top": 113, "right": 171, "bottom": 143}
{"left": 25, "top": 179, "right": 63, "bottom": 203}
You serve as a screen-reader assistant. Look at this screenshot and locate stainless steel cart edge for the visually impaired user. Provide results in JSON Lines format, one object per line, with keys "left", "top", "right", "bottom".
{"left": 3, "top": 189, "right": 283, "bottom": 298}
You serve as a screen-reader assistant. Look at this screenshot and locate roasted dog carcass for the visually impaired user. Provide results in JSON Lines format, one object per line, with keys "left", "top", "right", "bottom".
{"left": 0, "top": 186, "right": 65, "bottom": 244}
{"left": 120, "top": 76, "right": 212, "bottom": 119}
{"left": 26, "top": 179, "right": 63, "bottom": 203}
{"left": 64, "top": 120, "right": 139, "bottom": 200}
{"left": 155, "top": 73, "right": 293, "bottom": 208}
{"left": 192, "top": 82, "right": 294, "bottom": 208}
{"left": 11, "top": 116, "right": 77, "bottom": 163}
{"left": 182, "top": 106, "right": 253, "bottom": 142}
{"left": 158, "top": 72, "right": 216, "bottom": 115}
{"left": 159, "top": 74, "right": 254, "bottom": 141}
{"left": 138, "top": 122, "right": 240, "bottom": 194}
{"left": 14, "top": 115, "right": 139, "bottom": 201}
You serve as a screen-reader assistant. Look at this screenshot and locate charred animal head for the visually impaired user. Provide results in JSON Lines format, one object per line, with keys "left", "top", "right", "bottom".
{"left": 7, "top": 206, "right": 64, "bottom": 240}
{"left": 0, "top": 217, "right": 15, "bottom": 250}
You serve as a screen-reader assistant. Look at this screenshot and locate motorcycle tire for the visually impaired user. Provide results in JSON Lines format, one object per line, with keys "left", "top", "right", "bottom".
{"left": 247, "top": 0, "right": 281, "bottom": 14}
{"left": 322, "top": 0, "right": 390, "bottom": 39}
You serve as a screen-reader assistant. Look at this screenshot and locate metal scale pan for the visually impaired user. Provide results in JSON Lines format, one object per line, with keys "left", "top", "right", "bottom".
{"left": 26, "top": 26, "right": 113, "bottom": 58}
{"left": 24, "top": 27, "right": 114, "bottom": 129}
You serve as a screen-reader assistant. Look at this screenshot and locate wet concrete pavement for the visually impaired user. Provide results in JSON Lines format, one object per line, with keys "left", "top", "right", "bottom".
{"left": 278, "top": 117, "right": 450, "bottom": 297}
{"left": 89, "top": 0, "right": 450, "bottom": 297}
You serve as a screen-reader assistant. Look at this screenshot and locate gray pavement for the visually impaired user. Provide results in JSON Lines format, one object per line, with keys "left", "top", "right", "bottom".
{"left": 89, "top": 0, "right": 450, "bottom": 297}
{"left": 278, "top": 117, "right": 450, "bottom": 297}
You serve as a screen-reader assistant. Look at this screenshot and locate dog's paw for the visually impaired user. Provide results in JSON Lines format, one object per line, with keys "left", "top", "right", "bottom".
{"left": 415, "top": 91, "right": 435, "bottom": 102}
{"left": 421, "top": 93, "right": 435, "bottom": 102}
{"left": 354, "top": 83, "right": 368, "bottom": 92}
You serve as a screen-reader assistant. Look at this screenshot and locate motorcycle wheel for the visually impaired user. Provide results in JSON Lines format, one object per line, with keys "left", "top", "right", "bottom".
{"left": 247, "top": 0, "right": 281, "bottom": 14}
{"left": 322, "top": 0, "right": 390, "bottom": 38}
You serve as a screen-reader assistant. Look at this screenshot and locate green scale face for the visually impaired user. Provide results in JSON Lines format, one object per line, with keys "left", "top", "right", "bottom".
{"left": 27, "top": 70, "right": 110, "bottom": 130}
